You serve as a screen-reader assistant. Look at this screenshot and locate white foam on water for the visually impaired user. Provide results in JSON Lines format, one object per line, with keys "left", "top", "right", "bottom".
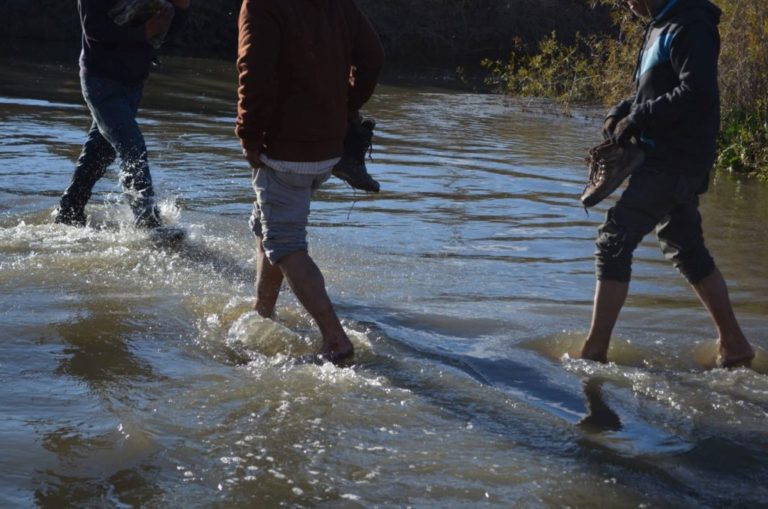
{"left": 226, "top": 311, "right": 313, "bottom": 357}
{"left": 157, "top": 197, "right": 182, "bottom": 225}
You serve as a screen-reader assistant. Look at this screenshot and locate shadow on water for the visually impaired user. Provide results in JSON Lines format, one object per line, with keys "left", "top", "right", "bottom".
{"left": 33, "top": 466, "right": 164, "bottom": 509}
{"left": 26, "top": 298, "right": 168, "bottom": 508}
{"left": 578, "top": 378, "right": 622, "bottom": 432}
{"left": 329, "top": 314, "right": 768, "bottom": 507}
{"left": 2, "top": 44, "right": 768, "bottom": 507}
{"left": 54, "top": 305, "right": 155, "bottom": 387}
{"left": 172, "top": 237, "right": 255, "bottom": 287}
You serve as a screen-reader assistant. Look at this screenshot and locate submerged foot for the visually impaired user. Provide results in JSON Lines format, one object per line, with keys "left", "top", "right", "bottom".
{"left": 134, "top": 205, "right": 162, "bottom": 229}
{"left": 717, "top": 350, "right": 755, "bottom": 369}
{"left": 579, "top": 342, "right": 608, "bottom": 364}
{"left": 717, "top": 340, "right": 755, "bottom": 369}
{"left": 578, "top": 336, "right": 610, "bottom": 364}
{"left": 252, "top": 302, "right": 275, "bottom": 319}
{"left": 294, "top": 348, "right": 354, "bottom": 367}
{"left": 294, "top": 339, "right": 354, "bottom": 367}
{"left": 53, "top": 207, "right": 87, "bottom": 227}
{"left": 319, "top": 343, "right": 355, "bottom": 365}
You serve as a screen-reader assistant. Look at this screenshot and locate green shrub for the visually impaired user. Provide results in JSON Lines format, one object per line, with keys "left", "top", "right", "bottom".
{"left": 716, "top": 0, "right": 768, "bottom": 180}
{"left": 488, "top": 0, "right": 768, "bottom": 180}
{"left": 718, "top": 102, "right": 768, "bottom": 181}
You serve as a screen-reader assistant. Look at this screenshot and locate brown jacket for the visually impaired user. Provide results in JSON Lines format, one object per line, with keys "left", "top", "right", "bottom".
{"left": 236, "top": 0, "right": 384, "bottom": 161}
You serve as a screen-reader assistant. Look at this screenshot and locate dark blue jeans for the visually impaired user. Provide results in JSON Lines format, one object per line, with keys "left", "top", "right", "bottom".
{"left": 59, "top": 73, "right": 156, "bottom": 224}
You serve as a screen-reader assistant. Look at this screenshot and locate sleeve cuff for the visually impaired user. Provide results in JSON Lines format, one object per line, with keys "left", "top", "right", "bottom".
{"left": 605, "top": 100, "right": 632, "bottom": 121}
{"left": 240, "top": 136, "right": 264, "bottom": 152}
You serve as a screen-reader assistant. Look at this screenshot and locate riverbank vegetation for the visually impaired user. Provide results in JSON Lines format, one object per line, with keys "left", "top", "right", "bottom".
{"left": 484, "top": 0, "right": 768, "bottom": 180}
{"left": 0, "top": 0, "right": 763, "bottom": 179}
{"left": 0, "top": 0, "right": 610, "bottom": 62}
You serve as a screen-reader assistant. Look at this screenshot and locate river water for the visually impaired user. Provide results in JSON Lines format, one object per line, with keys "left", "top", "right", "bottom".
{"left": 1, "top": 49, "right": 767, "bottom": 508}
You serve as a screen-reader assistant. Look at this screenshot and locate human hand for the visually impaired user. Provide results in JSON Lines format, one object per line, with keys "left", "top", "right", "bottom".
{"left": 144, "top": 1, "right": 174, "bottom": 42}
{"left": 601, "top": 116, "right": 621, "bottom": 140}
{"left": 243, "top": 148, "right": 262, "bottom": 170}
{"left": 611, "top": 116, "right": 640, "bottom": 146}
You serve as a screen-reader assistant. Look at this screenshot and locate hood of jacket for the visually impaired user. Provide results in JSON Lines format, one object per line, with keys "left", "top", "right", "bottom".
{"left": 653, "top": 0, "right": 721, "bottom": 26}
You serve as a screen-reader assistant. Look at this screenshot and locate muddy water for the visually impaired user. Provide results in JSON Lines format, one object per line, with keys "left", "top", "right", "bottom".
{"left": 1, "top": 50, "right": 767, "bottom": 508}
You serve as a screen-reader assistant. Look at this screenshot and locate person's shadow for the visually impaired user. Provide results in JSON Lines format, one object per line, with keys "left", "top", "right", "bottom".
{"left": 577, "top": 377, "right": 622, "bottom": 432}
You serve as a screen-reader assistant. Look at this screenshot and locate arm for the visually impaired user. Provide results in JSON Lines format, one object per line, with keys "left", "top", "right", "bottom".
{"left": 347, "top": 7, "right": 384, "bottom": 116}
{"left": 602, "top": 97, "right": 634, "bottom": 139}
{"left": 606, "top": 98, "right": 634, "bottom": 121}
{"left": 235, "top": 0, "right": 282, "bottom": 156}
{"left": 628, "top": 22, "right": 719, "bottom": 130}
{"left": 166, "top": 0, "right": 190, "bottom": 40}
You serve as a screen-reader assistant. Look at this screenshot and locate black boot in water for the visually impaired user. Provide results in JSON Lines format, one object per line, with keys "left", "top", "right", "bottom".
{"left": 53, "top": 207, "right": 87, "bottom": 227}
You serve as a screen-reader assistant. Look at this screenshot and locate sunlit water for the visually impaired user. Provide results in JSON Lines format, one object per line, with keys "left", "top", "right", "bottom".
{"left": 1, "top": 50, "right": 767, "bottom": 508}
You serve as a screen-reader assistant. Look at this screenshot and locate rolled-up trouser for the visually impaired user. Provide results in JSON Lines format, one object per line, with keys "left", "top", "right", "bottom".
{"left": 59, "top": 73, "right": 155, "bottom": 221}
{"left": 595, "top": 167, "right": 716, "bottom": 284}
{"left": 250, "top": 165, "right": 331, "bottom": 264}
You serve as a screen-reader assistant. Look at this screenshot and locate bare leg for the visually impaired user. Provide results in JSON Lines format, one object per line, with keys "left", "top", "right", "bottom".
{"left": 580, "top": 279, "right": 629, "bottom": 363}
{"left": 277, "top": 250, "right": 354, "bottom": 361}
{"left": 691, "top": 267, "right": 754, "bottom": 367}
{"left": 254, "top": 237, "right": 283, "bottom": 318}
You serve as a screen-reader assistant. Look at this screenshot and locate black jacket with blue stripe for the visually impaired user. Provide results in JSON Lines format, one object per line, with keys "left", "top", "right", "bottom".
{"left": 607, "top": 0, "right": 722, "bottom": 178}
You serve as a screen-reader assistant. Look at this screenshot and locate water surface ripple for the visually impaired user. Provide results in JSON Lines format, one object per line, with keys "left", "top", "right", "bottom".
{"left": 1, "top": 53, "right": 767, "bottom": 508}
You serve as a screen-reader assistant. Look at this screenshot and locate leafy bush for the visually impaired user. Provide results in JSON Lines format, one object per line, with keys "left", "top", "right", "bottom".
{"left": 718, "top": 102, "right": 768, "bottom": 181}
{"left": 716, "top": 0, "right": 768, "bottom": 179}
{"left": 487, "top": 0, "right": 768, "bottom": 180}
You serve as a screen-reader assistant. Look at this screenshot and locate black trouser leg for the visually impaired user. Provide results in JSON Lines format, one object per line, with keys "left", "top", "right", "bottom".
{"left": 59, "top": 120, "right": 117, "bottom": 216}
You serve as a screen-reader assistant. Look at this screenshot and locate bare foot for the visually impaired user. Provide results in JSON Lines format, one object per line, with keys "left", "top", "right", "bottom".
{"left": 717, "top": 348, "right": 755, "bottom": 369}
{"left": 319, "top": 339, "right": 354, "bottom": 365}
{"left": 252, "top": 301, "right": 274, "bottom": 319}
{"left": 579, "top": 341, "right": 608, "bottom": 363}
{"left": 717, "top": 339, "right": 755, "bottom": 369}
{"left": 294, "top": 345, "right": 354, "bottom": 367}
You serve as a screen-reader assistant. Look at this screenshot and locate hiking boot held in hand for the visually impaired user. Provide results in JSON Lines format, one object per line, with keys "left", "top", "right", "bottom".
{"left": 581, "top": 139, "right": 646, "bottom": 208}
{"left": 332, "top": 114, "right": 380, "bottom": 193}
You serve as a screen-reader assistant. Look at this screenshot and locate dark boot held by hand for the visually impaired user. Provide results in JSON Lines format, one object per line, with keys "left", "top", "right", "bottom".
{"left": 332, "top": 114, "right": 380, "bottom": 193}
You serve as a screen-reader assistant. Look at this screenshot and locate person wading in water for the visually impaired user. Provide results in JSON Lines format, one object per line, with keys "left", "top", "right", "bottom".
{"left": 236, "top": 0, "right": 384, "bottom": 363}
{"left": 54, "top": 0, "right": 190, "bottom": 228}
{"left": 579, "top": 0, "right": 755, "bottom": 368}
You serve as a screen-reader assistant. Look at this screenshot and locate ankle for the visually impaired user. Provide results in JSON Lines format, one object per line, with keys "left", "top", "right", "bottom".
{"left": 253, "top": 302, "right": 275, "bottom": 318}
{"left": 322, "top": 334, "right": 353, "bottom": 355}
{"left": 718, "top": 336, "right": 754, "bottom": 355}
{"left": 580, "top": 336, "right": 610, "bottom": 363}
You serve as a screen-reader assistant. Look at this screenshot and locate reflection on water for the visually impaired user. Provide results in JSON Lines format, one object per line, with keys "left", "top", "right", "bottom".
{"left": 579, "top": 379, "right": 622, "bottom": 432}
{"left": 1, "top": 49, "right": 767, "bottom": 507}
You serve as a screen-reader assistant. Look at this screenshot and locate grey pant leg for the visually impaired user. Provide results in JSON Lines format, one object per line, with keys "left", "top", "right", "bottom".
{"left": 250, "top": 166, "right": 330, "bottom": 264}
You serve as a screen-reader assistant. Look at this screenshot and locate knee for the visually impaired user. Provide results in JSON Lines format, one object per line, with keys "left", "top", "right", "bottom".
{"left": 258, "top": 226, "right": 308, "bottom": 265}
{"left": 660, "top": 240, "right": 715, "bottom": 284}
{"left": 594, "top": 220, "right": 639, "bottom": 283}
{"left": 79, "top": 137, "right": 117, "bottom": 177}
